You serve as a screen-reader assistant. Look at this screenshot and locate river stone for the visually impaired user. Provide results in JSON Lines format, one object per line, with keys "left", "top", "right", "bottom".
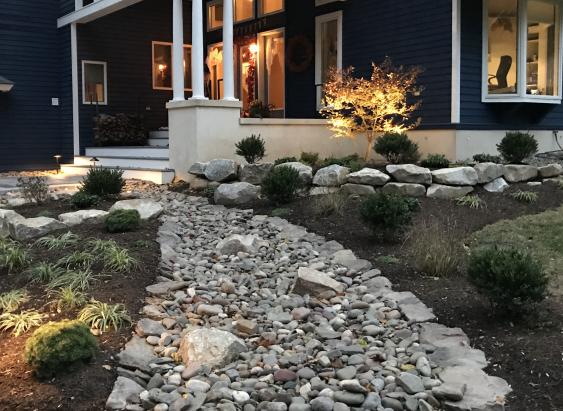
{"left": 276, "top": 162, "right": 314, "bottom": 185}
{"left": 216, "top": 234, "right": 264, "bottom": 255}
{"left": 483, "top": 177, "right": 509, "bottom": 193}
{"left": 117, "top": 336, "right": 158, "bottom": 373}
{"left": 188, "top": 162, "right": 208, "bottom": 177}
{"left": 214, "top": 182, "right": 260, "bottom": 205}
{"left": 58, "top": 209, "right": 108, "bottom": 226}
{"left": 340, "top": 184, "right": 376, "bottom": 196}
{"left": 346, "top": 168, "right": 390, "bottom": 186}
{"left": 292, "top": 267, "right": 345, "bottom": 297}
{"left": 239, "top": 163, "right": 274, "bottom": 184}
{"left": 386, "top": 164, "right": 432, "bottom": 185}
{"left": 9, "top": 217, "right": 67, "bottom": 241}
{"left": 146, "top": 281, "right": 190, "bottom": 296}
{"left": 313, "top": 165, "right": 350, "bottom": 187}
{"left": 396, "top": 372, "right": 425, "bottom": 394}
{"left": 135, "top": 318, "right": 166, "bottom": 337}
{"left": 178, "top": 328, "right": 248, "bottom": 369}
{"left": 503, "top": 165, "right": 538, "bottom": 183}
{"left": 431, "top": 167, "right": 478, "bottom": 186}
{"left": 474, "top": 162, "right": 505, "bottom": 184}
{"left": 0, "top": 209, "right": 24, "bottom": 238}
{"left": 381, "top": 182, "right": 426, "bottom": 197}
{"left": 426, "top": 184, "right": 474, "bottom": 199}
{"left": 538, "top": 163, "right": 563, "bottom": 178}
{"left": 106, "top": 377, "right": 145, "bottom": 410}
{"left": 189, "top": 177, "right": 209, "bottom": 191}
{"left": 204, "top": 159, "right": 239, "bottom": 182}
{"left": 110, "top": 199, "right": 163, "bottom": 219}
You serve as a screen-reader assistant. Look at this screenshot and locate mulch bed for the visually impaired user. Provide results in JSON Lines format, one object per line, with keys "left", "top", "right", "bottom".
{"left": 250, "top": 183, "right": 563, "bottom": 411}
{"left": 0, "top": 200, "right": 161, "bottom": 411}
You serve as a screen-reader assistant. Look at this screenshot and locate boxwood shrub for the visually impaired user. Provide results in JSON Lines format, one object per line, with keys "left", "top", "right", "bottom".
{"left": 80, "top": 167, "right": 125, "bottom": 198}
{"left": 373, "top": 132, "right": 420, "bottom": 164}
{"left": 420, "top": 154, "right": 450, "bottom": 169}
{"left": 70, "top": 191, "right": 100, "bottom": 209}
{"left": 105, "top": 209, "right": 141, "bottom": 233}
{"left": 360, "top": 192, "right": 419, "bottom": 239}
{"left": 497, "top": 132, "right": 538, "bottom": 164}
{"left": 261, "top": 166, "right": 303, "bottom": 205}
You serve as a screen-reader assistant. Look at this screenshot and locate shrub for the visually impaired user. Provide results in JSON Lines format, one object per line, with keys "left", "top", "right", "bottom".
{"left": 17, "top": 176, "right": 49, "bottom": 204}
{"left": 274, "top": 156, "right": 298, "bottom": 166}
{"left": 420, "top": 154, "right": 450, "bottom": 169}
{"left": 0, "top": 311, "right": 43, "bottom": 337}
{"left": 248, "top": 100, "right": 273, "bottom": 118}
{"left": 28, "top": 263, "right": 65, "bottom": 284}
{"left": 300, "top": 152, "right": 320, "bottom": 167}
{"left": 497, "top": 132, "right": 538, "bottom": 164}
{"left": 473, "top": 153, "right": 502, "bottom": 164}
{"left": 35, "top": 232, "right": 79, "bottom": 250}
{"left": 78, "top": 301, "right": 131, "bottom": 333}
{"left": 360, "top": 192, "right": 419, "bottom": 239}
{"left": 456, "top": 195, "right": 486, "bottom": 209}
{"left": 80, "top": 167, "right": 125, "bottom": 198}
{"left": 101, "top": 247, "right": 138, "bottom": 273}
{"left": 93, "top": 113, "right": 147, "bottom": 146}
{"left": 510, "top": 190, "right": 538, "bottom": 204}
{"left": 0, "top": 243, "right": 31, "bottom": 273}
{"left": 373, "top": 132, "right": 420, "bottom": 164}
{"left": 57, "top": 251, "right": 95, "bottom": 269}
{"left": 87, "top": 239, "right": 119, "bottom": 254}
{"left": 52, "top": 287, "right": 87, "bottom": 312}
{"left": 468, "top": 247, "right": 548, "bottom": 312}
{"left": 0, "top": 289, "right": 29, "bottom": 313}
{"left": 105, "top": 209, "right": 141, "bottom": 233}
{"left": 261, "top": 166, "right": 303, "bottom": 205}
{"left": 235, "top": 134, "right": 266, "bottom": 164}
{"left": 24, "top": 320, "right": 98, "bottom": 377}
{"left": 70, "top": 191, "right": 100, "bottom": 209}
{"left": 318, "top": 154, "right": 364, "bottom": 172}
{"left": 47, "top": 269, "right": 100, "bottom": 292}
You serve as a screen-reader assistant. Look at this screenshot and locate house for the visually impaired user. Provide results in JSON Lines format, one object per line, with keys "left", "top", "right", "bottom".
{"left": 1, "top": 0, "right": 563, "bottom": 182}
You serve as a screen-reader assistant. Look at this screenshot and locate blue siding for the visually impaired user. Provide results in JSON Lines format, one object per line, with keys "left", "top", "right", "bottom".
{"left": 460, "top": 0, "right": 563, "bottom": 129}
{"left": 0, "top": 0, "right": 69, "bottom": 171}
{"left": 60, "top": 0, "right": 75, "bottom": 17}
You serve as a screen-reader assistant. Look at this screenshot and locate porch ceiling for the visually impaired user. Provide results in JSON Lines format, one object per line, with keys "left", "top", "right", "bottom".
{"left": 57, "top": 0, "right": 145, "bottom": 28}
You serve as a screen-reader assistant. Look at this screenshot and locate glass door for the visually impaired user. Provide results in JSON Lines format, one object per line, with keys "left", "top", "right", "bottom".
{"left": 207, "top": 43, "right": 224, "bottom": 99}
{"left": 257, "top": 29, "right": 285, "bottom": 117}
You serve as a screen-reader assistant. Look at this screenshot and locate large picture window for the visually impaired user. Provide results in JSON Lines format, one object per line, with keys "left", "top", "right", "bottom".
{"left": 82, "top": 61, "right": 107, "bottom": 105}
{"left": 152, "top": 41, "right": 192, "bottom": 91}
{"left": 484, "top": 0, "right": 562, "bottom": 102}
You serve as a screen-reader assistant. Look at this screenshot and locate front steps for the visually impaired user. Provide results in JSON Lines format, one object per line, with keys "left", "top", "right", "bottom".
{"left": 60, "top": 130, "right": 175, "bottom": 185}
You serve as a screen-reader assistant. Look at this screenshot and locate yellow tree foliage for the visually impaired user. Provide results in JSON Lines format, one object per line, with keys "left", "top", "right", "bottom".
{"left": 320, "top": 58, "right": 423, "bottom": 160}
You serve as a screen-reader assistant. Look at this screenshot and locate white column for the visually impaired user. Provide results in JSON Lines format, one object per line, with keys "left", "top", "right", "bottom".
{"left": 172, "top": 0, "right": 185, "bottom": 101}
{"left": 190, "top": 0, "right": 207, "bottom": 99}
{"left": 222, "top": 0, "right": 236, "bottom": 100}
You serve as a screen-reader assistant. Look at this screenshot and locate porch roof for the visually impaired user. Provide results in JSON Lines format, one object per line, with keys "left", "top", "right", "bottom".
{"left": 57, "top": 0, "right": 144, "bottom": 28}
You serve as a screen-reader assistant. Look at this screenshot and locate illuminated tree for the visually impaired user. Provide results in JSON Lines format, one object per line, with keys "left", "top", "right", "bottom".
{"left": 320, "top": 58, "right": 423, "bottom": 160}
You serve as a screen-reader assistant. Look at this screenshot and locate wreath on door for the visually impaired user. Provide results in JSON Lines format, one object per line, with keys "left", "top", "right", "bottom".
{"left": 286, "top": 35, "right": 314, "bottom": 73}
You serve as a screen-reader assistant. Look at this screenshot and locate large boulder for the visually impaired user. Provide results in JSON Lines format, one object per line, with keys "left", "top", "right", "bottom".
{"left": 310, "top": 187, "right": 340, "bottom": 196}
{"left": 340, "top": 184, "right": 376, "bottom": 196}
{"left": 204, "top": 159, "right": 239, "bottom": 182}
{"left": 106, "top": 377, "right": 145, "bottom": 410}
{"left": 473, "top": 163, "right": 505, "bottom": 184}
{"left": 0, "top": 209, "right": 25, "bottom": 238}
{"left": 58, "top": 210, "right": 108, "bottom": 226}
{"left": 110, "top": 199, "right": 163, "bottom": 219}
{"left": 503, "top": 165, "right": 538, "bottom": 183}
{"left": 382, "top": 182, "right": 426, "bottom": 197}
{"left": 426, "top": 184, "right": 474, "bottom": 200}
{"left": 216, "top": 234, "right": 264, "bottom": 255}
{"left": 386, "top": 164, "right": 432, "bottom": 185}
{"left": 538, "top": 163, "right": 563, "bottom": 178}
{"left": 239, "top": 163, "right": 274, "bottom": 185}
{"left": 431, "top": 167, "right": 478, "bottom": 186}
{"left": 346, "top": 168, "right": 390, "bottom": 186}
{"left": 188, "top": 162, "right": 208, "bottom": 177}
{"left": 292, "top": 267, "right": 345, "bottom": 297}
{"left": 313, "top": 165, "right": 350, "bottom": 187}
{"left": 9, "top": 217, "right": 67, "bottom": 241}
{"left": 178, "top": 328, "right": 248, "bottom": 369}
{"left": 214, "top": 182, "right": 260, "bottom": 205}
{"left": 275, "top": 162, "right": 313, "bottom": 185}
{"left": 483, "top": 177, "right": 509, "bottom": 193}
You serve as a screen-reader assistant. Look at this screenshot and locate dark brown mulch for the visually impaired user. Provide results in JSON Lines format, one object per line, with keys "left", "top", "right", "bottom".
{"left": 250, "top": 183, "right": 563, "bottom": 411}
{"left": 0, "top": 201, "right": 160, "bottom": 411}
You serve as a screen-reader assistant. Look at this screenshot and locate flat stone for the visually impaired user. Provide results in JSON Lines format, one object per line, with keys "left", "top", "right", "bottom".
{"left": 538, "top": 163, "right": 563, "bottom": 178}
{"left": 386, "top": 164, "right": 432, "bottom": 185}
{"left": 346, "top": 168, "right": 390, "bottom": 186}
{"left": 216, "top": 234, "right": 264, "bottom": 255}
{"left": 385, "top": 291, "right": 436, "bottom": 323}
{"left": 110, "top": 199, "right": 163, "bottom": 219}
{"left": 503, "top": 165, "right": 538, "bottom": 183}
{"left": 196, "top": 304, "right": 223, "bottom": 316}
{"left": 483, "top": 177, "right": 509, "bottom": 193}
{"left": 313, "top": 165, "right": 350, "bottom": 187}
{"left": 236, "top": 319, "right": 258, "bottom": 334}
{"left": 135, "top": 318, "right": 165, "bottom": 337}
{"left": 0, "top": 209, "right": 25, "bottom": 238}
{"left": 214, "top": 182, "right": 260, "bottom": 206}
{"left": 9, "top": 217, "right": 67, "bottom": 241}
{"left": 310, "top": 187, "right": 340, "bottom": 196}
{"left": 189, "top": 177, "right": 209, "bottom": 192}
{"left": 204, "top": 159, "right": 239, "bottom": 182}
{"left": 381, "top": 182, "right": 426, "bottom": 197}
{"left": 339, "top": 379, "right": 367, "bottom": 394}
{"left": 332, "top": 391, "right": 365, "bottom": 406}
{"left": 178, "top": 328, "right": 248, "bottom": 369}
{"left": 340, "top": 184, "right": 375, "bottom": 196}
{"left": 117, "top": 336, "right": 158, "bottom": 373}
{"left": 239, "top": 163, "right": 274, "bottom": 185}
{"left": 432, "top": 384, "right": 465, "bottom": 401}
{"left": 426, "top": 184, "right": 474, "bottom": 200}
{"left": 58, "top": 209, "right": 108, "bottom": 226}
{"left": 432, "top": 167, "right": 478, "bottom": 186}
{"left": 396, "top": 372, "right": 425, "bottom": 394}
{"left": 292, "top": 267, "right": 345, "bottom": 297}
{"left": 274, "top": 369, "right": 298, "bottom": 382}
{"left": 275, "top": 162, "right": 314, "bottom": 185}
{"left": 106, "top": 377, "right": 144, "bottom": 410}
{"left": 474, "top": 163, "right": 505, "bottom": 184}
{"left": 146, "top": 281, "right": 190, "bottom": 296}
{"left": 332, "top": 249, "right": 357, "bottom": 267}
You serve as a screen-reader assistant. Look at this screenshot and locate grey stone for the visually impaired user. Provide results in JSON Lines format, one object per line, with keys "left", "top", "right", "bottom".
{"left": 276, "top": 162, "right": 314, "bottom": 185}
{"left": 135, "top": 318, "right": 165, "bottom": 337}
{"left": 340, "top": 184, "right": 375, "bottom": 196}
{"left": 483, "top": 177, "right": 509, "bottom": 193}
{"left": 189, "top": 177, "right": 209, "bottom": 191}
{"left": 503, "top": 165, "right": 538, "bottom": 183}
{"left": 0, "top": 209, "right": 24, "bottom": 238}
{"left": 310, "top": 187, "right": 340, "bottom": 196}
{"left": 336, "top": 366, "right": 357, "bottom": 380}
{"left": 346, "top": 168, "right": 390, "bottom": 186}
{"left": 426, "top": 184, "right": 474, "bottom": 200}
{"left": 361, "top": 393, "right": 382, "bottom": 410}
{"left": 386, "top": 164, "right": 432, "bottom": 185}
{"left": 146, "top": 281, "right": 190, "bottom": 296}
{"left": 396, "top": 372, "right": 425, "bottom": 394}
{"left": 432, "top": 384, "right": 465, "bottom": 401}
{"left": 214, "top": 182, "right": 260, "bottom": 205}
{"left": 117, "top": 336, "right": 158, "bottom": 373}
{"left": 381, "top": 397, "right": 403, "bottom": 411}
{"left": 106, "top": 377, "right": 144, "bottom": 410}
{"left": 432, "top": 167, "right": 478, "bottom": 186}
{"left": 216, "top": 234, "right": 264, "bottom": 255}
{"left": 178, "top": 328, "right": 248, "bottom": 369}
{"left": 188, "top": 162, "right": 208, "bottom": 177}
{"left": 339, "top": 379, "right": 367, "bottom": 393}
{"left": 332, "top": 391, "right": 365, "bottom": 406}
{"left": 310, "top": 397, "right": 334, "bottom": 411}
{"left": 314, "top": 165, "right": 350, "bottom": 187}
{"left": 292, "top": 267, "right": 345, "bottom": 297}
{"left": 236, "top": 319, "right": 258, "bottom": 334}
{"left": 385, "top": 291, "right": 436, "bottom": 323}
{"left": 110, "top": 199, "right": 163, "bottom": 219}
{"left": 58, "top": 209, "right": 108, "bottom": 226}
{"left": 240, "top": 163, "right": 274, "bottom": 185}
{"left": 382, "top": 182, "right": 426, "bottom": 197}
{"left": 9, "top": 217, "right": 67, "bottom": 241}
{"left": 204, "top": 159, "right": 239, "bottom": 182}
{"left": 474, "top": 163, "right": 505, "bottom": 184}
{"left": 538, "top": 163, "right": 563, "bottom": 178}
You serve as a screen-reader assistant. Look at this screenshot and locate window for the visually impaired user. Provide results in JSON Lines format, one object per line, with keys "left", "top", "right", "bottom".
{"left": 259, "top": 0, "right": 284, "bottom": 16}
{"left": 208, "top": 0, "right": 223, "bottom": 30}
{"left": 152, "top": 42, "right": 192, "bottom": 91}
{"left": 235, "top": 0, "right": 254, "bottom": 22}
{"left": 484, "top": 0, "right": 562, "bottom": 102}
{"left": 315, "top": 11, "right": 342, "bottom": 109}
{"left": 82, "top": 61, "right": 107, "bottom": 105}
{"left": 207, "top": 0, "right": 255, "bottom": 30}
{"left": 257, "top": 29, "right": 285, "bottom": 116}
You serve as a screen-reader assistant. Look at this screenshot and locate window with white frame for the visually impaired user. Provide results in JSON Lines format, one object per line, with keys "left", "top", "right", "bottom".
{"left": 82, "top": 61, "right": 107, "bottom": 105}
{"left": 152, "top": 42, "right": 192, "bottom": 91}
{"left": 258, "top": 0, "right": 284, "bottom": 16}
{"left": 207, "top": 0, "right": 256, "bottom": 30}
{"left": 484, "top": 0, "right": 562, "bottom": 102}
{"left": 315, "top": 11, "right": 342, "bottom": 109}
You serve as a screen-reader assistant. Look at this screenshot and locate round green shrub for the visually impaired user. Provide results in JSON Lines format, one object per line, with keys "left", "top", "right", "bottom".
{"left": 105, "top": 209, "right": 141, "bottom": 233}
{"left": 274, "top": 156, "right": 298, "bottom": 166}
{"left": 374, "top": 132, "right": 420, "bottom": 164}
{"left": 497, "top": 132, "right": 538, "bottom": 164}
{"left": 70, "top": 191, "right": 100, "bottom": 209}
{"left": 318, "top": 154, "right": 364, "bottom": 172}
{"left": 300, "top": 152, "right": 320, "bottom": 168}
{"left": 261, "top": 166, "right": 303, "bottom": 205}
{"left": 360, "top": 192, "right": 419, "bottom": 239}
{"left": 235, "top": 134, "right": 266, "bottom": 164}
{"left": 473, "top": 153, "right": 502, "bottom": 164}
{"left": 468, "top": 247, "right": 548, "bottom": 313}
{"left": 80, "top": 167, "right": 125, "bottom": 198}
{"left": 24, "top": 320, "right": 98, "bottom": 377}
{"left": 420, "top": 154, "right": 450, "bottom": 169}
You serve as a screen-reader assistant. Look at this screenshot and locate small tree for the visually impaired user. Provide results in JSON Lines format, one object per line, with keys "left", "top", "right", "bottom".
{"left": 321, "top": 58, "right": 423, "bottom": 160}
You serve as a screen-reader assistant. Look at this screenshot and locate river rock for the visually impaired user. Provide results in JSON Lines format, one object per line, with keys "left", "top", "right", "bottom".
{"left": 178, "top": 328, "right": 248, "bottom": 369}
{"left": 106, "top": 377, "right": 144, "bottom": 410}
{"left": 216, "top": 234, "right": 264, "bottom": 255}
{"left": 292, "top": 267, "right": 345, "bottom": 297}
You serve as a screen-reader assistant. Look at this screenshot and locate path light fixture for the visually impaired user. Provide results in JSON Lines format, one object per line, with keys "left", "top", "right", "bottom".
{"left": 0, "top": 76, "right": 14, "bottom": 93}
{"left": 89, "top": 157, "right": 99, "bottom": 167}
{"left": 54, "top": 154, "right": 62, "bottom": 174}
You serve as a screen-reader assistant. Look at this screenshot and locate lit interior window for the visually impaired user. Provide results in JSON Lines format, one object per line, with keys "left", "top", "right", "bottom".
{"left": 259, "top": 0, "right": 284, "bottom": 16}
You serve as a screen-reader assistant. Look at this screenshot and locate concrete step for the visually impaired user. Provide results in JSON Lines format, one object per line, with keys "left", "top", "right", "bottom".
{"left": 60, "top": 164, "right": 175, "bottom": 185}
{"left": 74, "top": 155, "right": 170, "bottom": 170}
{"left": 85, "top": 146, "right": 169, "bottom": 158}
{"left": 148, "top": 138, "right": 169, "bottom": 147}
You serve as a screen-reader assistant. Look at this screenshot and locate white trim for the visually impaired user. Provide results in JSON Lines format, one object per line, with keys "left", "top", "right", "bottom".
{"left": 240, "top": 118, "right": 327, "bottom": 125}
{"left": 152, "top": 41, "right": 193, "bottom": 92}
{"left": 58, "top": 0, "right": 143, "bottom": 27}
{"left": 451, "top": 0, "right": 461, "bottom": 124}
{"left": 315, "top": 11, "right": 343, "bottom": 110}
{"left": 482, "top": 0, "right": 563, "bottom": 104}
{"left": 71, "top": 23, "right": 80, "bottom": 156}
{"left": 81, "top": 60, "right": 108, "bottom": 105}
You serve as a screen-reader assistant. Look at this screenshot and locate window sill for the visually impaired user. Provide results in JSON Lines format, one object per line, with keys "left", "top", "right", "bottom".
{"left": 482, "top": 96, "right": 562, "bottom": 104}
